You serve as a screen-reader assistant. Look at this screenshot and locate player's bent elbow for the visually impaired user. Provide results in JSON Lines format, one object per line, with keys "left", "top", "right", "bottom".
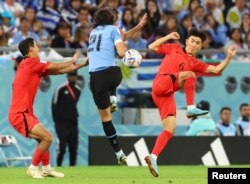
{"left": 148, "top": 45, "right": 156, "bottom": 52}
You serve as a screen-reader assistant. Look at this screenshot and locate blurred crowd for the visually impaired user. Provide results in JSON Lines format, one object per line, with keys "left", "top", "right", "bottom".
{"left": 0, "top": 0, "right": 250, "bottom": 59}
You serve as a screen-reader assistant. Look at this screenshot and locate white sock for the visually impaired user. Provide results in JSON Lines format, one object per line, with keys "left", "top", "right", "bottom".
{"left": 29, "top": 164, "right": 38, "bottom": 169}
{"left": 115, "top": 149, "right": 124, "bottom": 158}
{"left": 151, "top": 153, "right": 157, "bottom": 161}
{"left": 42, "top": 164, "right": 51, "bottom": 170}
{"left": 187, "top": 105, "right": 195, "bottom": 110}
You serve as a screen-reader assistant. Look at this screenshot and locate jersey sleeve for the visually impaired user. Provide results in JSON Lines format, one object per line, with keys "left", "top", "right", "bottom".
{"left": 32, "top": 58, "right": 51, "bottom": 76}
{"left": 192, "top": 58, "right": 209, "bottom": 72}
{"left": 157, "top": 43, "right": 179, "bottom": 54}
{"left": 111, "top": 27, "right": 122, "bottom": 45}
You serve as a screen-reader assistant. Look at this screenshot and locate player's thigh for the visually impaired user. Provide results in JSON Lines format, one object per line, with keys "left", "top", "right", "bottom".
{"left": 90, "top": 67, "right": 122, "bottom": 109}
{"left": 28, "top": 123, "right": 52, "bottom": 141}
{"left": 152, "top": 74, "right": 179, "bottom": 96}
{"left": 107, "top": 66, "right": 122, "bottom": 92}
{"left": 178, "top": 71, "right": 195, "bottom": 87}
{"left": 8, "top": 113, "right": 40, "bottom": 138}
{"left": 152, "top": 93, "right": 176, "bottom": 119}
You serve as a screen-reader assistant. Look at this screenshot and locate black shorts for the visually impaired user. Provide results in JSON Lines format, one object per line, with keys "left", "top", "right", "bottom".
{"left": 90, "top": 66, "right": 122, "bottom": 109}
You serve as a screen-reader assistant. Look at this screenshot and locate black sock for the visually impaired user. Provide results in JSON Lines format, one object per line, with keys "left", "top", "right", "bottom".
{"left": 102, "top": 120, "right": 121, "bottom": 152}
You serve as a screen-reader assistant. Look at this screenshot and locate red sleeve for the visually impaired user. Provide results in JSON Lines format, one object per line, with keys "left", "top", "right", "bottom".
{"left": 192, "top": 58, "right": 209, "bottom": 72}
{"left": 31, "top": 58, "right": 51, "bottom": 76}
{"left": 157, "top": 43, "right": 180, "bottom": 54}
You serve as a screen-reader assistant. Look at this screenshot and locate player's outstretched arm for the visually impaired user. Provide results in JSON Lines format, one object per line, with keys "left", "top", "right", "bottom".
{"left": 122, "top": 13, "right": 147, "bottom": 41}
{"left": 205, "top": 45, "right": 236, "bottom": 74}
{"left": 148, "top": 32, "right": 180, "bottom": 52}
{"left": 56, "top": 58, "right": 89, "bottom": 74}
{"left": 46, "top": 52, "right": 80, "bottom": 74}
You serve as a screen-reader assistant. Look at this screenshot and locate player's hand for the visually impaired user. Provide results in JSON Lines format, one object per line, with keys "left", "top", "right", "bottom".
{"left": 167, "top": 32, "right": 180, "bottom": 40}
{"left": 72, "top": 51, "right": 80, "bottom": 64}
{"left": 119, "top": 27, "right": 126, "bottom": 41}
{"left": 137, "top": 13, "right": 147, "bottom": 29}
{"left": 227, "top": 45, "right": 236, "bottom": 58}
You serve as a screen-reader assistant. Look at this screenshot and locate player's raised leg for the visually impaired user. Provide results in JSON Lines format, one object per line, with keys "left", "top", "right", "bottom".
{"left": 178, "top": 71, "right": 208, "bottom": 118}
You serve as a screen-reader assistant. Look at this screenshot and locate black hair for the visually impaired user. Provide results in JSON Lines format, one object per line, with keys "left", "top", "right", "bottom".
{"left": 187, "top": 27, "right": 206, "bottom": 43}
{"left": 18, "top": 37, "right": 35, "bottom": 56}
{"left": 220, "top": 107, "right": 231, "bottom": 114}
{"left": 240, "top": 103, "right": 250, "bottom": 111}
{"left": 93, "top": 8, "right": 115, "bottom": 28}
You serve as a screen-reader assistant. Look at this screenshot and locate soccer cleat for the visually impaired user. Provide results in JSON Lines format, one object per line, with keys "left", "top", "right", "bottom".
{"left": 26, "top": 167, "right": 44, "bottom": 179}
{"left": 186, "top": 107, "right": 208, "bottom": 119}
{"left": 42, "top": 167, "right": 64, "bottom": 178}
{"left": 117, "top": 153, "right": 127, "bottom": 166}
{"left": 145, "top": 155, "right": 159, "bottom": 177}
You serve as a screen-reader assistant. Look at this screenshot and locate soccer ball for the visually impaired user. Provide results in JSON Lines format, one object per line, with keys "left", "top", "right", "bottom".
{"left": 123, "top": 49, "right": 142, "bottom": 68}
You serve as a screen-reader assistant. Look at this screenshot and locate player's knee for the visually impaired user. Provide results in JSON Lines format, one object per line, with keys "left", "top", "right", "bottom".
{"left": 185, "top": 71, "right": 196, "bottom": 79}
{"left": 44, "top": 133, "right": 53, "bottom": 145}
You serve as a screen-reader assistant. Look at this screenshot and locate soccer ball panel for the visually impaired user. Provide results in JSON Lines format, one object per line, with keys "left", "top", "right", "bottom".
{"left": 123, "top": 49, "right": 142, "bottom": 68}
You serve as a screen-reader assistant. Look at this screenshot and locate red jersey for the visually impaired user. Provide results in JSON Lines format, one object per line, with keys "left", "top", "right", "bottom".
{"left": 9, "top": 57, "right": 50, "bottom": 114}
{"left": 157, "top": 43, "right": 209, "bottom": 74}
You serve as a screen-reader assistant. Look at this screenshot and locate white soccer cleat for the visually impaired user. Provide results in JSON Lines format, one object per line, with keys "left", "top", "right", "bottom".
{"left": 42, "top": 167, "right": 64, "bottom": 178}
{"left": 26, "top": 167, "right": 44, "bottom": 179}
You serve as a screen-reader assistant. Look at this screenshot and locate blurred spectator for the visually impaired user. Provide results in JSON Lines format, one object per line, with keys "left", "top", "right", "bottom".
{"left": 52, "top": 70, "right": 82, "bottom": 166}
{"left": 223, "top": 28, "right": 248, "bottom": 59}
{"left": 226, "top": 0, "right": 249, "bottom": 29}
{"left": 0, "top": 25, "right": 9, "bottom": 48}
{"left": 32, "top": 20, "right": 51, "bottom": 47}
{"left": 245, "top": 30, "right": 250, "bottom": 49}
{"left": 51, "top": 21, "right": 72, "bottom": 48}
{"left": 11, "top": 16, "right": 40, "bottom": 46}
{"left": 203, "top": 13, "right": 228, "bottom": 47}
{"left": 24, "top": 6, "right": 37, "bottom": 26}
{"left": 0, "top": 0, "right": 25, "bottom": 26}
{"left": 1, "top": 10, "right": 17, "bottom": 38}
{"left": 178, "top": 0, "right": 200, "bottom": 21}
{"left": 236, "top": 103, "right": 250, "bottom": 136}
{"left": 240, "top": 12, "right": 250, "bottom": 39}
{"left": 217, "top": 107, "right": 237, "bottom": 136}
{"left": 71, "top": 7, "right": 91, "bottom": 35}
{"left": 120, "top": 8, "right": 136, "bottom": 31}
{"left": 157, "top": 16, "right": 179, "bottom": 36}
{"left": 192, "top": 5, "right": 206, "bottom": 30}
{"left": 177, "top": 14, "right": 193, "bottom": 46}
{"left": 143, "top": 0, "right": 161, "bottom": 39}
{"left": 61, "top": 0, "right": 82, "bottom": 24}
{"left": 205, "top": 0, "right": 224, "bottom": 24}
{"left": 71, "top": 26, "right": 88, "bottom": 51}
{"left": 186, "top": 100, "right": 218, "bottom": 136}
{"left": 36, "top": 0, "right": 61, "bottom": 34}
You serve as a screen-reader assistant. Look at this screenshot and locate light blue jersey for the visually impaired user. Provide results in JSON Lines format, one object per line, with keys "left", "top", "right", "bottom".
{"left": 88, "top": 25, "right": 122, "bottom": 72}
{"left": 216, "top": 122, "right": 236, "bottom": 136}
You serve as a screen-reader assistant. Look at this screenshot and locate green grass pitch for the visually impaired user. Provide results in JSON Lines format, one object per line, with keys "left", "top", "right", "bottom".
{"left": 0, "top": 165, "right": 248, "bottom": 184}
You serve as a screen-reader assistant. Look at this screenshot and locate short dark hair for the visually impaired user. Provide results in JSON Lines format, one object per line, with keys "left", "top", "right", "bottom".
{"left": 18, "top": 37, "right": 35, "bottom": 56}
{"left": 93, "top": 8, "right": 115, "bottom": 28}
{"left": 240, "top": 103, "right": 250, "bottom": 111}
{"left": 187, "top": 28, "right": 206, "bottom": 43}
{"left": 220, "top": 107, "right": 231, "bottom": 114}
